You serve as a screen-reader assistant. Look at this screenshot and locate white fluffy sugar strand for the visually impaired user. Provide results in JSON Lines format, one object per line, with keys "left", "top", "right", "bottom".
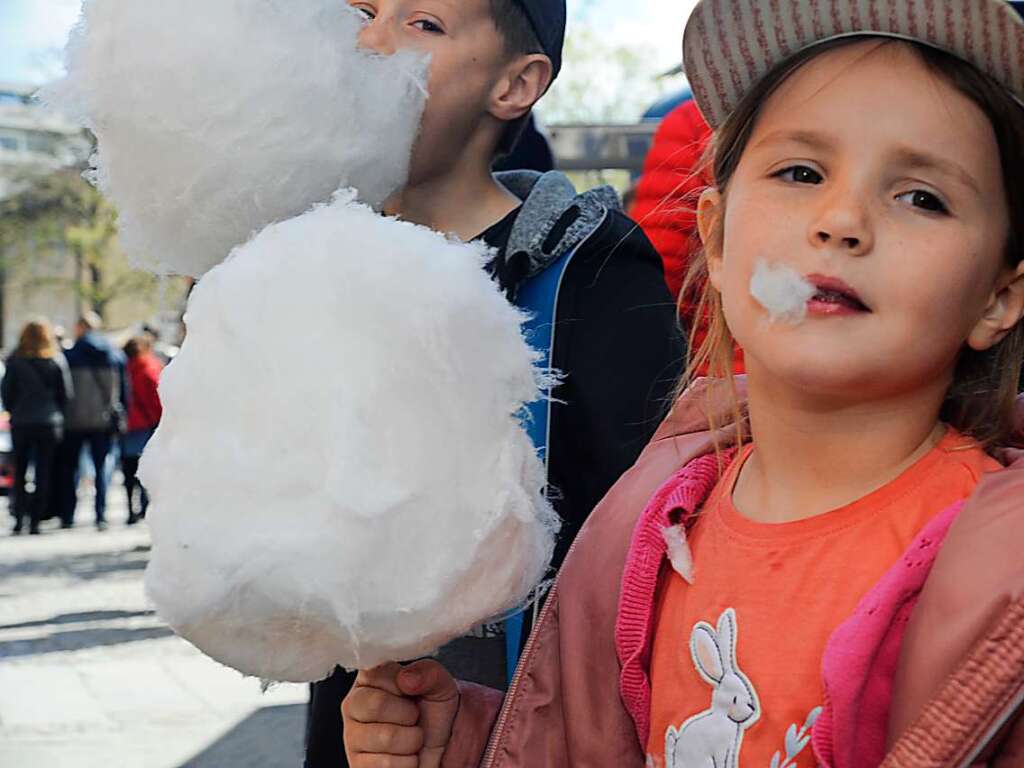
{"left": 749, "top": 259, "right": 817, "bottom": 323}
{"left": 662, "top": 524, "right": 695, "bottom": 584}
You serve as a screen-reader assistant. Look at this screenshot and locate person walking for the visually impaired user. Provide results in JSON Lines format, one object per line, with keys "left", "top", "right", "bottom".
{"left": 1, "top": 320, "right": 72, "bottom": 535}
{"left": 56, "top": 312, "right": 127, "bottom": 531}
{"left": 121, "top": 334, "right": 163, "bottom": 524}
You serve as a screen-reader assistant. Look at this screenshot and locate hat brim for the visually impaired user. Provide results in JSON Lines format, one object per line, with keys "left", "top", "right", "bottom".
{"left": 683, "top": 0, "right": 1024, "bottom": 129}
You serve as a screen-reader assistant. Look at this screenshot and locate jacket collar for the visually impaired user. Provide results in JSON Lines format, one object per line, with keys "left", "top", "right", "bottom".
{"left": 494, "top": 170, "right": 620, "bottom": 280}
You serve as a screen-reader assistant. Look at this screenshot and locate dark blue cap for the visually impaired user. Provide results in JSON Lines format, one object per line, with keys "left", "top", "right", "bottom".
{"left": 514, "top": 0, "right": 566, "bottom": 79}
{"left": 1013, "top": 1, "right": 1024, "bottom": 19}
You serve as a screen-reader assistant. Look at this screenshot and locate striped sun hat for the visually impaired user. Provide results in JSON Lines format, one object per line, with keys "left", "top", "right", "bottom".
{"left": 683, "top": 0, "right": 1024, "bottom": 129}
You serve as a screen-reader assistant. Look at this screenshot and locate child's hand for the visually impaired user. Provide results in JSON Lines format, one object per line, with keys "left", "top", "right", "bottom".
{"left": 342, "top": 660, "right": 460, "bottom": 768}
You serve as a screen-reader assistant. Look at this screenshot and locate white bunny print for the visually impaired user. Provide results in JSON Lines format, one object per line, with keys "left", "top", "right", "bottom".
{"left": 664, "top": 607, "right": 760, "bottom": 768}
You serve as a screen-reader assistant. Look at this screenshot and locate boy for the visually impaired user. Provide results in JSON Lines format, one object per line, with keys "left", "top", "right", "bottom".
{"left": 306, "top": 1, "right": 684, "bottom": 764}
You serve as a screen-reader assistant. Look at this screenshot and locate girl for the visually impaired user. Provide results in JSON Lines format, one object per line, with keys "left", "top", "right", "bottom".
{"left": 2, "top": 320, "right": 72, "bottom": 535}
{"left": 341, "top": 1, "right": 1024, "bottom": 766}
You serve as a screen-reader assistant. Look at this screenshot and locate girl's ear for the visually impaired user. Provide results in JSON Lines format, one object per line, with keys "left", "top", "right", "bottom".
{"left": 967, "top": 261, "right": 1024, "bottom": 351}
{"left": 698, "top": 187, "right": 724, "bottom": 291}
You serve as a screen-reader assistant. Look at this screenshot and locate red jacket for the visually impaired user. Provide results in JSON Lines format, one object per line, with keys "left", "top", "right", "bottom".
{"left": 126, "top": 352, "right": 163, "bottom": 432}
{"left": 629, "top": 100, "right": 745, "bottom": 374}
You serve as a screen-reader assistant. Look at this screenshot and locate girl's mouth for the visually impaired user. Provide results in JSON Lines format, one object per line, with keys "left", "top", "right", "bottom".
{"left": 806, "top": 274, "right": 870, "bottom": 315}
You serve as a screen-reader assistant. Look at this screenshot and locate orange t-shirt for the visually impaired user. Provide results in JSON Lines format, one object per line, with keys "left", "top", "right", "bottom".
{"left": 646, "top": 429, "right": 999, "bottom": 768}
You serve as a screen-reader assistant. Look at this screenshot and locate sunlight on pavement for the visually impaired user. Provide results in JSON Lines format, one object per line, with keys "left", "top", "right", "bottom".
{"left": 0, "top": 499, "right": 309, "bottom": 768}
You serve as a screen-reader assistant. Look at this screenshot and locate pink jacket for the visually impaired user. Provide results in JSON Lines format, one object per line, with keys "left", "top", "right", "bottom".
{"left": 441, "top": 379, "right": 1024, "bottom": 767}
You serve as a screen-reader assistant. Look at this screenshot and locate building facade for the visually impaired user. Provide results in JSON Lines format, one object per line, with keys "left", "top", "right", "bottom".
{"left": 0, "top": 81, "right": 90, "bottom": 198}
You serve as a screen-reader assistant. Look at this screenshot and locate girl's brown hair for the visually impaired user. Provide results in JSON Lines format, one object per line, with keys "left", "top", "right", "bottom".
{"left": 679, "top": 37, "right": 1024, "bottom": 449}
{"left": 15, "top": 319, "right": 58, "bottom": 360}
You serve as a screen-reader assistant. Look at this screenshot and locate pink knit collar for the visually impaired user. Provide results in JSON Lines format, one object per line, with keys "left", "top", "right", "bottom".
{"left": 615, "top": 450, "right": 733, "bottom": 748}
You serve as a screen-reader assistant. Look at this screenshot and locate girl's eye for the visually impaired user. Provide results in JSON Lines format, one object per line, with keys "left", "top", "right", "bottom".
{"left": 896, "top": 189, "right": 949, "bottom": 215}
{"left": 352, "top": 6, "right": 375, "bottom": 21}
{"left": 412, "top": 19, "right": 444, "bottom": 33}
{"left": 774, "top": 165, "right": 823, "bottom": 185}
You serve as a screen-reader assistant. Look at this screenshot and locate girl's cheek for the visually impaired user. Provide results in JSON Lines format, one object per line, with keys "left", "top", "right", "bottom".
{"left": 719, "top": 260, "right": 761, "bottom": 345}
{"left": 904, "top": 237, "right": 994, "bottom": 319}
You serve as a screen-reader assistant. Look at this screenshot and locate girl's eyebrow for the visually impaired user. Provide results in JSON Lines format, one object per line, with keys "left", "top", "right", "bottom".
{"left": 751, "top": 129, "right": 836, "bottom": 154}
{"left": 417, "top": 0, "right": 458, "bottom": 14}
{"left": 888, "top": 147, "right": 981, "bottom": 195}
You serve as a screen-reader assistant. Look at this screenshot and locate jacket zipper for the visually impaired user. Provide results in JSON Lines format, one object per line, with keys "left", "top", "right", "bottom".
{"left": 956, "top": 681, "right": 1024, "bottom": 768}
{"left": 481, "top": 575, "right": 563, "bottom": 768}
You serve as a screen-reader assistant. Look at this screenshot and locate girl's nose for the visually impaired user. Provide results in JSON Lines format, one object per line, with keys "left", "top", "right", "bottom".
{"left": 808, "top": 189, "right": 873, "bottom": 257}
{"left": 814, "top": 230, "right": 863, "bottom": 251}
{"left": 357, "top": 17, "right": 397, "bottom": 55}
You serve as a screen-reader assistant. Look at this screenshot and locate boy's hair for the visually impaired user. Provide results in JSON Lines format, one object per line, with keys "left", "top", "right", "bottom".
{"left": 679, "top": 38, "right": 1024, "bottom": 449}
{"left": 488, "top": 0, "right": 546, "bottom": 157}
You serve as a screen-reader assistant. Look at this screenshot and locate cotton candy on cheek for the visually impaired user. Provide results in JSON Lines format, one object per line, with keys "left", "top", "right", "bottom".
{"left": 749, "top": 259, "right": 817, "bottom": 323}
{"left": 42, "top": 0, "right": 429, "bottom": 278}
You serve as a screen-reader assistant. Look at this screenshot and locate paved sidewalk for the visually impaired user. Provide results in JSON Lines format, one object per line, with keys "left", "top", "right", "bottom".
{"left": 0, "top": 492, "right": 309, "bottom": 768}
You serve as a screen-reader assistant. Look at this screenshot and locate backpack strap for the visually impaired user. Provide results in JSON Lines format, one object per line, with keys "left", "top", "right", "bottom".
{"left": 502, "top": 245, "right": 576, "bottom": 684}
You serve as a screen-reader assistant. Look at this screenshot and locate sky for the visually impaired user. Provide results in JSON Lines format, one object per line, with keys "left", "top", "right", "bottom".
{"left": 0, "top": 0, "right": 696, "bottom": 87}
{"left": 0, "top": 0, "right": 81, "bottom": 85}
{"left": 571, "top": 0, "right": 695, "bottom": 73}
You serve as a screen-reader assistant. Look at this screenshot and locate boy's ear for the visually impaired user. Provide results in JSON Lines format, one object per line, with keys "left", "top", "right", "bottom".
{"left": 697, "top": 187, "right": 725, "bottom": 291}
{"left": 967, "top": 261, "right": 1024, "bottom": 351}
{"left": 489, "top": 54, "right": 553, "bottom": 122}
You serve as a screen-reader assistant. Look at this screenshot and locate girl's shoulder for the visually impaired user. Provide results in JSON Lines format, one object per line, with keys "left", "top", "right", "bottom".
{"left": 941, "top": 447, "right": 1024, "bottom": 583}
{"left": 889, "top": 449, "right": 1024, "bottom": 738}
{"left": 932, "top": 427, "right": 1005, "bottom": 478}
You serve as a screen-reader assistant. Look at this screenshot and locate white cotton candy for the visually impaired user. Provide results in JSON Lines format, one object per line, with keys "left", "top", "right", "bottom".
{"left": 661, "top": 525, "right": 695, "bottom": 584}
{"left": 43, "top": 0, "right": 428, "bottom": 278}
{"left": 749, "top": 259, "right": 817, "bottom": 323}
{"left": 139, "top": 193, "right": 559, "bottom": 682}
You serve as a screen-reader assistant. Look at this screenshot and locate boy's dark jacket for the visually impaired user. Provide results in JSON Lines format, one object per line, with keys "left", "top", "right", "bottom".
{"left": 491, "top": 170, "right": 686, "bottom": 568}
{"left": 305, "top": 170, "right": 686, "bottom": 766}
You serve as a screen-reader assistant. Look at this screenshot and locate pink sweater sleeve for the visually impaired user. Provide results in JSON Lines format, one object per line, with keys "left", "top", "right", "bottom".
{"left": 441, "top": 681, "right": 504, "bottom": 768}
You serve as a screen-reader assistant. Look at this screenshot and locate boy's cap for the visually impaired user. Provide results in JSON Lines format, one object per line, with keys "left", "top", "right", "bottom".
{"left": 683, "top": 0, "right": 1024, "bottom": 129}
{"left": 514, "top": 0, "right": 566, "bottom": 79}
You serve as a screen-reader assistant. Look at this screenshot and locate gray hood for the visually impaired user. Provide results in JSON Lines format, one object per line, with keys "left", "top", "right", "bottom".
{"left": 495, "top": 170, "right": 621, "bottom": 279}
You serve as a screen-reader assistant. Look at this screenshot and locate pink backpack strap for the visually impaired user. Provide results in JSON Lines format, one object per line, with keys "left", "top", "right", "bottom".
{"left": 615, "top": 450, "right": 734, "bottom": 748}
{"left": 812, "top": 501, "right": 965, "bottom": 768}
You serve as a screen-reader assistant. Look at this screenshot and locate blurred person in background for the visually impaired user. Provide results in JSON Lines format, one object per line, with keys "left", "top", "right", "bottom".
{"left": 121, "top": 334, "right": 163, "bottom": 524}
{"left": 53, "top": 324, "right": 71, "bottom": 351}
{"left": 627, "top": 98, "right": 746, "bottom": 376}
{"left": 55, "top": 312, "right": 127, "bottom": 531}
{"left": 1, "top": 319, "right": 72, "bottom": 535}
